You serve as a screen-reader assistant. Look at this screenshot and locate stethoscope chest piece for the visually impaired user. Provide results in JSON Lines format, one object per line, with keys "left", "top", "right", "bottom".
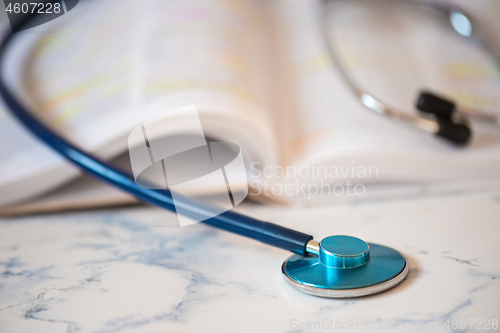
{"left": 282, "top": 235, "right": 409, "bottom": 298}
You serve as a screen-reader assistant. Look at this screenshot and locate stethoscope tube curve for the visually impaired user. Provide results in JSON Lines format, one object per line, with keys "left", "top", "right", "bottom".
{"left": 0, "top": 4, "right": 312, "bottom": 256}
{"left": 320, "top": 0, "right": 500, "bottom": 145}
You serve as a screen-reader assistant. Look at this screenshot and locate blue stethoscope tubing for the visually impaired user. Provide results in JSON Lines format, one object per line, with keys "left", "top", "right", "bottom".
{"left": 0, "top": 8, "right": 313, "bottom": 256}
{"left": 0, "top": 3, "right": 413, "bottom": 298}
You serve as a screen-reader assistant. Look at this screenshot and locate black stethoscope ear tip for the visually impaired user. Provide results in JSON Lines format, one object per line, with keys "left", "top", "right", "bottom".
{"left": 436, "top": 120, "right": 471, "bottom": 145}
{"left": 417, "top": 91, "right": 456, "bottom": 118}
{"left": 416, "top": 91, "right": 472, "bottom": 145}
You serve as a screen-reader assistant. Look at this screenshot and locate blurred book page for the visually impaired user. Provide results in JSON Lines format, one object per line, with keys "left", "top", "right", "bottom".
{"left": 0, "top": 101, "right": 80, "bottom": 205}
{"left": 0, "top": 0, "right": 280, "bottom": 206}
{"left": 23, "top": 0, "right": 279, "bottom": 163}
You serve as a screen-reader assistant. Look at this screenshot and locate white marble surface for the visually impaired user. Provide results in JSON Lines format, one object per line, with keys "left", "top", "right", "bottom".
{"left": 1, "top": 190, "right": 499, "bottom": 333}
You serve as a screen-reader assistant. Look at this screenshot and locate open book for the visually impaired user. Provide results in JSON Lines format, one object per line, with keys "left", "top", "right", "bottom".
{"left": 1, "top": 0, "right": 500, "bottom": 215}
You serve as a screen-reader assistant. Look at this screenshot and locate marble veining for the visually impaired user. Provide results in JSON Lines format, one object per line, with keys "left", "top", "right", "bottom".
{"left": 1, "top": 190, "right": 499, "bottom": 332}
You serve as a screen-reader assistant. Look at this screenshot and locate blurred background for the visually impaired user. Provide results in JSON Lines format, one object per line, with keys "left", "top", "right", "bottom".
{"left": 0, "top": 2, "right": 499, "bottom": 332}
{"left": 0, "top": 0, "right": 499, "bottom": 216}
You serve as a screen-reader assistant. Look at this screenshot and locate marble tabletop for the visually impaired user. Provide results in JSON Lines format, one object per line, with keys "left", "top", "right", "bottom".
{"left": 1, "top": 190, "right": 499, "bottom": 333}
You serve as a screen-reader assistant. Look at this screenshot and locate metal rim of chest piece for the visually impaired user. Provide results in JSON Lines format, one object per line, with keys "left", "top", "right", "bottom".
{"left": 281, "top": 235, "right": 410, "bottom": 298}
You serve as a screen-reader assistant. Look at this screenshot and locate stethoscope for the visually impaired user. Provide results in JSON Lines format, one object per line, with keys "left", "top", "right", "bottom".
{"left": 0, "top": 1, "right": 413, "bottom": 299}
{"left": 321, "top": 0, "right": 500, "bottom": 145}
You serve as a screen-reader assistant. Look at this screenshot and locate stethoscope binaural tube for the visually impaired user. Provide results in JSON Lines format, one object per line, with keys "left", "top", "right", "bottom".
{"left": 320, "top": 0, "right": 500, "bottom": 146}
{"left": 0, "top": 2, "right": 409, "bottom": 298}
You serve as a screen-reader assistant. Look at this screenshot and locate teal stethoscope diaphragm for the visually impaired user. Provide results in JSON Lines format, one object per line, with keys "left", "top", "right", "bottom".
{"left": 282, "top": 235, "right": 409, "bottom": 298}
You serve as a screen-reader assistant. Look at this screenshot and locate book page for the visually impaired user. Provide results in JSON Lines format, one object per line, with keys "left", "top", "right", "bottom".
{"left": 22, "top": 0, "right": 278, "bottom": 160}
{"left": 0, "top": 101, "right": 81, "bottom": 205}
{"left": 0, "top": 0, "right": 280, "bottom": 206}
